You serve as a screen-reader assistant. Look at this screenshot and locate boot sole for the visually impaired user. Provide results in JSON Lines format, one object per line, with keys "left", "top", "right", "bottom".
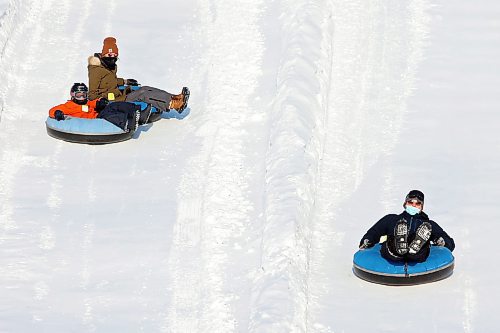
{"left": 409, "top": 222, "right": 432, "bottom": 254}
{"left": 394, "top": 220, "right": 408, "bottom": 255}
{"left": 178, "top": 87, "right": 190, "bottom": 113}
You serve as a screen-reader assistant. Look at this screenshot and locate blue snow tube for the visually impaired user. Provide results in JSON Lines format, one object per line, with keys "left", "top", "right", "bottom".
{"left": 46, "top": 116, "right": 133, "bottom": 144}
{"left": 353, "top": 243, "right": 454, "bottom": 285}
{"left": 45, "top": 101, "right": 160, "bottom": 144}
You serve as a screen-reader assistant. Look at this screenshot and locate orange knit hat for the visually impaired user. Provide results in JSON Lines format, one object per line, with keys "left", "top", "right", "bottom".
{"left": 101, "top": 37, "right": 118, "bottom": 56}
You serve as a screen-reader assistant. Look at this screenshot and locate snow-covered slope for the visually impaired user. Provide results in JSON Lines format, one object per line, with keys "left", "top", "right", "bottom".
{"left": 0, "top": 0, "right": 499, "bottom": 332}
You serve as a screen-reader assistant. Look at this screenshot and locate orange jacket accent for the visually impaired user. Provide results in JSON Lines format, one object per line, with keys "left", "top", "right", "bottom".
{"left": 48, "top": 99, "right": 100, "bottom": 119}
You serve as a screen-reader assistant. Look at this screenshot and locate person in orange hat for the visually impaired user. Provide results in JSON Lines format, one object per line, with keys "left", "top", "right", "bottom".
{"left": 88, "top": 37, "right": 189, "bottom": 115}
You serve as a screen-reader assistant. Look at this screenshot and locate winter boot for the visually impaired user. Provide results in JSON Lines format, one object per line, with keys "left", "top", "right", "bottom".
{"left": 138, "top": 103, "right": 152, "bottom": 125}
{"left": 168, "top": 87, "right": 190, "bottom": 113}
{"left": 394, "top": 219, "right": 409, "bottom": 255}
{"left": 408, "top": 222, "right": 432, "bottom": 254}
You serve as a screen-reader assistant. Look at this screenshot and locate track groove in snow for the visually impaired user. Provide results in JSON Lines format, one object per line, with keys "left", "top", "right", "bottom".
{"left": 306, "top": 1, "right": 457, "bottom": 332}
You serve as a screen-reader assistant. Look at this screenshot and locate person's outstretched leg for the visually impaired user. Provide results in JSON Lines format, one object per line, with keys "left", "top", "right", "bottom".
{"left": 380, "top": 241, "right": 405, "bottom": 262}
{"left": 406, "top": 246, "right": 430, "bottom": 263}
{"left": 98, "top": 101, "right": 141, "bottom": 132}
{"left": 125, "top": 86, "right": 172, "bottom": 112}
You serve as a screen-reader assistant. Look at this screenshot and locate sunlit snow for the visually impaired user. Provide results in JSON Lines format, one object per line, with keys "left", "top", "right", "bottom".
{"left": 0, "top": 0, "right": 499, "bottom": 332}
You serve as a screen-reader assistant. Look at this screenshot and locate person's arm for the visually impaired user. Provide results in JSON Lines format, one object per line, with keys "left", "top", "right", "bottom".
{"left": 429, "top": 220, "right": 455, "bottom": 251}
{"left": 94, "top": 98, "right": 109, "bottom": 112}
{"left": 359, "top": 214, "right": 394, "bottom": 249}
{"left": 49, "top": 102, "right": 68, "bottom": 119}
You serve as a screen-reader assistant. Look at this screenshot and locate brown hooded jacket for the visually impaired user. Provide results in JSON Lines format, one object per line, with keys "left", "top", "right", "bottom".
{"left": 87, "top": 54, "right": 126, "bottom": 101}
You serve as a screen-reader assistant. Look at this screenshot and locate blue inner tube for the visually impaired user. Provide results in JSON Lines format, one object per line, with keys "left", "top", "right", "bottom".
{"left": 46, "top": 116, "right": 133, "bottom": 144}
{"left": 353, "top": 243, "right": 454, "bottom": 285}
{"left": 45, "top": 101, "right": 162, "bottom": 144}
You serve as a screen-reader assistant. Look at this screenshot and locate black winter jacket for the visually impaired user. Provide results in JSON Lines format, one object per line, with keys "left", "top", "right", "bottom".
{"left": 359, "top": 211, "right": 455, "bottom": 252}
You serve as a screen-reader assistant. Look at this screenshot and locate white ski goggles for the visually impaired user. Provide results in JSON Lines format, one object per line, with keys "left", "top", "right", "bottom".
{"left": 71, "top": 91, "right": 88, "bottom": 101}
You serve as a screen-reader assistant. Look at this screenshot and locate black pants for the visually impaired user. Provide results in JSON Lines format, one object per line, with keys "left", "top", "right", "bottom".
{"left": 97, "top": 102, "right": 139, "bottom": 131}
{"left": 380, "top": 240, "right": 430, "bottom": 263}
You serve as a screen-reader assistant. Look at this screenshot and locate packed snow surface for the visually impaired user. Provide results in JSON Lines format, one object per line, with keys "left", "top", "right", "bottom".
{"left": 0, "top": 0, "right": 499, "bottom": 332}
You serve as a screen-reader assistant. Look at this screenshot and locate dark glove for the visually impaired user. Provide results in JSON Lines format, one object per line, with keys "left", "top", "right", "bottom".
{"left": 359, "top": 239, "right": 373, "bottom": 250}
{"left": 54, "top": 110, "right": 65, "bottom": 121}
{"left": 122, "top": 86, "right": 132, "bottom": 95}
{"left": 126, "top": 78, "right": 139, "bottom": 86}
{"left": 433, "top": 237, "right": 445, "bottom": 247}
{"left": 95, "top": 98, "right": 109, "bottom": 112}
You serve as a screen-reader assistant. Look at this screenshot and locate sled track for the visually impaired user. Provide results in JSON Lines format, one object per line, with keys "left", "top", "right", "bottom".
{"left": 307, "top": 1, "right": 436, "bottom": 331}
{"left": 165, "top": 1, "right": 265, "bottom": 331}
{"left": 0, "top": 0, "right": 109, "bottom": 330}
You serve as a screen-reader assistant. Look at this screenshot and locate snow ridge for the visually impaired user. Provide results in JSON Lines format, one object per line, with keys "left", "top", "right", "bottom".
{"left": 250, "top": 1, "right": 333, "bottom": 332}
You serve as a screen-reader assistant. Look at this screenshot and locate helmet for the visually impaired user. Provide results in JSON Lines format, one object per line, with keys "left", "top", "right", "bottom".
{"left": 70, "top": 82, "right": 88, "bottom": 104}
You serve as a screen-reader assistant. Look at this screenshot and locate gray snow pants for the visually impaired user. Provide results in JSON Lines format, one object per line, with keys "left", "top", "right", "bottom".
{"left": 125, "top": 86, "right": 173, "bottom": 112}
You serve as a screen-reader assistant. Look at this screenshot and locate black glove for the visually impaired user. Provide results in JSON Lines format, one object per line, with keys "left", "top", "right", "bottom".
{"left": 126, "top": 78, "right": 139, "bottom": 86}
{"left": 359, "top": 239, "right": 373, "bottom": 249}
{"left": 95, "top": 98, "right": 109, "bottom": 112}
{"left": 54, "top": 110, "right": 65, "bottom": 121}
{"left": 433, "top": 237, "right": 445, "bottom": 247}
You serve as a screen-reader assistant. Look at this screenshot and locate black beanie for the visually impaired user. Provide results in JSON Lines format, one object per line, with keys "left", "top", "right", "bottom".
{"left": 405, "top": 190, "right": 424, "bottom": 203}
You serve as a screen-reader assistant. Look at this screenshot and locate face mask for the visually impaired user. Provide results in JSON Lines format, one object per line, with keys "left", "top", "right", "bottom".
{"left": 101, "top": 57, "right": 117, "bottom": 69}
{"left": 405, "top": 205, "right": 421, "bottom": 216}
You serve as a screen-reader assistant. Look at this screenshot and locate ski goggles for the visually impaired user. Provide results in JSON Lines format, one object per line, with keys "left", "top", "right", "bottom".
{"left": 406, "top": 199, "right": 423, "bottom": 206}
{"left": 71, "top": 91, "right": 88, "bottom": 100}
{"left": 103, "top": 52, "right": 118, "bottom": 58}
